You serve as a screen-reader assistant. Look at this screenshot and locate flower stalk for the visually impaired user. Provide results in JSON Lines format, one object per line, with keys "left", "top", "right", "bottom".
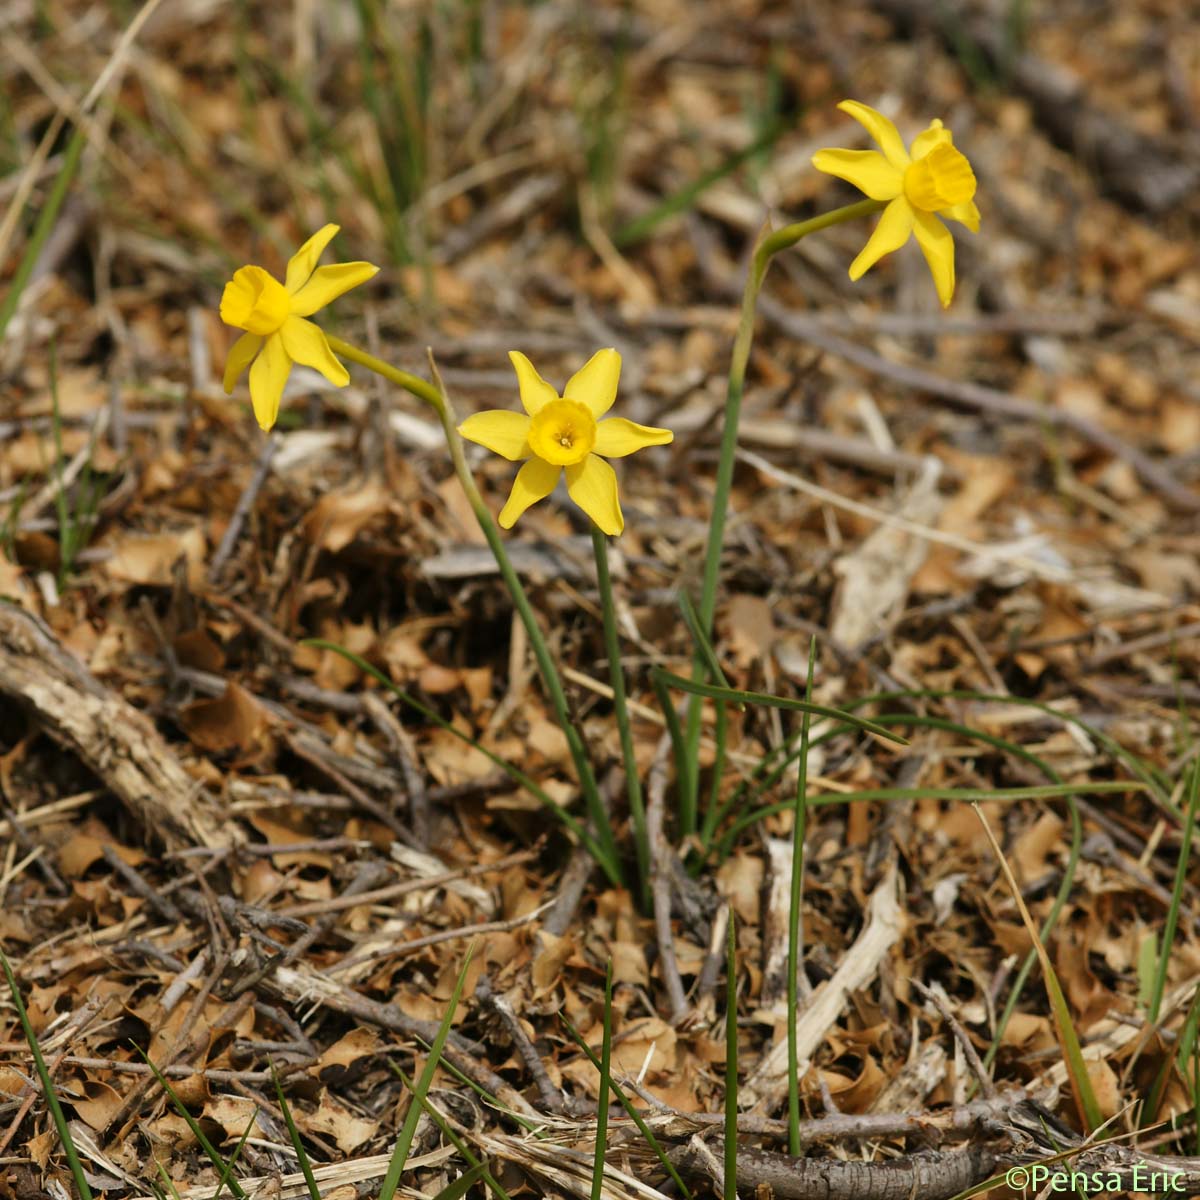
{"left": 325, "top": 335, "right": 623, "bottom": 886}
{"left": 591, "top": 525, "right": 649, "bottom": 911}
{"left": 682, "top": 196, "right": 884, "bottom": 802}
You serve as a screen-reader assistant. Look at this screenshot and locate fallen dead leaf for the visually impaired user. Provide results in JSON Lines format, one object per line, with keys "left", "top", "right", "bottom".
{"left": 179, "top": 681, "right": 271, "bottom": 755}
{"left": 105, "top": 527, "right": 206, "bottom": 587}
{"left": 302, "top": 481, "right": 391, "bottom": 552}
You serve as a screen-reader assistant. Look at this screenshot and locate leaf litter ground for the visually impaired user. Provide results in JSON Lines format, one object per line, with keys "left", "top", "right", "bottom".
{"left": 0, "top": 1, "right": 1199, "bottom": 1197}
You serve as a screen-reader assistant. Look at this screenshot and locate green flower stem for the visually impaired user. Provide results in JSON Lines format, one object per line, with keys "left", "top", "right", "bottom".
{"left": 328, "top": 336, "right": 622, "bottom": 886}
{"left": 681, "top": 196, "right": 886, "bottom": 805}
{"left": 591, "top": 526, "right": 649, "bottom": 910}
{"left": 325, "top": 335, "right": 446, "bottom": 412}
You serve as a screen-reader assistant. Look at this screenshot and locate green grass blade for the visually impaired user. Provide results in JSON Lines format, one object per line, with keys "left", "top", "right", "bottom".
{"left": 270, "top": 1063, "right": 321, "bottom": 1200}
{"left": 590, "top": 961, "right": 614, "bottom": 1200}
{"left": 650, "top": 668, "right": 906, "bottom": 745}
{"left": 716, "top": 781, "right": 1140, "bottom": 862}
{"left": 432, "top": 1162, "right": 488, "bottom": 1200}
{"left": 0, "top": 950, "right": 94, "bottom": 1200}
{"left": 389, "top": 1061, "right": 513, "bottom": 1200}
{"left": 613, "top": 119, "right": 785, "bottom": 248}
{"left": 154, "top": 1159, "right": 184, "bottom": 1199}
{"left": 379, "top": 942, "right": 476, "bottom": 1200}
{"left": 1145, "top": 982, "right": 1200, "bottom": 1125}
{"left": 651, "top": 668, "right": 696, "bottom": 836}
{"left": 1149, "top": 762, "right": 1200, "bottom": 1024}
{"left": 847, "top": 688, "right": 1174, "bottom": 813}
{"left": 698, "top": 699, "right": 730, "bottom": 858}
{"left": 133, "top": 1046, "right": 246, "bottom": 1199}
{"left": 593, "top": 528, "right": 649, "bottom": 912}
{"left": 0, "top": 120, "right": 87, "bottom": 342}
{"left": 560, "top": 1015, "right": 693, "bottom": 1200}
{"left": 209, "top": 1116, "right": 256, "bottom": 1200}
{"left": 974, "top": 805, "right": 1103, "bottom": 1133}
{"left": 676, "top": 591, "right": 737, "bottom": 701}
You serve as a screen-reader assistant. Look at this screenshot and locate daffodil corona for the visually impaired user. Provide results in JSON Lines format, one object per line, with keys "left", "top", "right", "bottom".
{"left": 813, "top": 100, "right": 980, "bottom": 307}
{"left": 220, "top": 225, "right": 378, "bottom": 429}
{"left": 458, "top": 349, "right": 672, "bottom": 536}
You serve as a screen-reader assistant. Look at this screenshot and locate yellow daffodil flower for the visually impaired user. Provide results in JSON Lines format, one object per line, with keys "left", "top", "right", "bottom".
{"left": 812, "top": 100, "right": 980, "bottom": 307}
{"left": 220, "top": 225, "right": 378, "bottom": 430}
{"left": 458, "top": 349, "right": 672, "bottom": 537}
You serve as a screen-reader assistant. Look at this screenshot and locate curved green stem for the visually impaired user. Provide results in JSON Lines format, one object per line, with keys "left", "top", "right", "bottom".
{"left": 592, "top": 526, "right": 649, "bottom": 910}
{"left": 329, "top": 335, "right": 622, "bottom": 886}
{"left": 325, "top": 335, "right": 446, "bottom": 411}
{"left": 681, "top": 197, "right": 885, "bottom": 806}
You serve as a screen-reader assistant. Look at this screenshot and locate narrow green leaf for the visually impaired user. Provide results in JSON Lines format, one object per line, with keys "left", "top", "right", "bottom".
{"left": 270, "top": 1062, "right": 321, "bottom": 1200}
{"left": 0, "top": 950, "right": 94, "bottom": 1200}
{"left": 1149, "top": 762, "right": 1200, "bottom": 1024}
{"left": 133, "top": 1045, "right": 246, "bottom": 1199}
{"left": 0, "top": 120, "right": 87, "bottom": 342}
{"left": 379, "top": 942, "right": 476, "bottom": 1200}
{"left": 974, "top": 805, "right": 1103, "bottom": 1132}
{"left": 677, "top": 591, "right": 738, "bottom": 703}
{"left": 390, "top": 1061, "right": 514, "bottom": 1200}
{"left": 561, "top": 1016, "right": 693, "bottom": 1200}
{"left": 651, "top": 668, "right": 696, "bottom": 836}
{"left": 432, "top": 1162, "right": 488, "bottom": 1200}
{"left": 591, "top": 962, "right": 614, "bottom": 1200}
{"left": 651, "top": 668, "right": 907, "bottom": 745}
{"left": 613, "top": 119, "right": 785, "bottom": 248}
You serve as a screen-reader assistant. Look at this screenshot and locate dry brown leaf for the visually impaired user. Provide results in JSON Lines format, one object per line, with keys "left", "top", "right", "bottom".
{"left": 610, "top": 940, "right": 649, "bottom": 986}
{"left": 306, "top": 1091, "right": 378, "bottom": 1153}
{"left": 312, "top": 1027, "right": 383, "bottom": 1085}
{"left": 531, "top": 931, "right": 574, "bottom": 996}
{"left": 1012, "top": 812, "right": 1065, "bottom": 881}
{"left": 1085, "top": 1057, "right": 1122, "bottom": 1119}
{"left": 73, "top": 1078, "right": 125, "bottom": 1131}
{"left": 179, "top": 682, "right": 270, "bottom": 754}
{"left": 172, "top": 628, "right": 226, "bottom": 672}
{"left": 723, "top": 594, "right": 776, "bottom": 667}
{"left": 716, "top": 852, "right": 762, "bottom": 926}
{"left": 202, "top": 1095, "right": 264, "bottom": 1142}
{"left": 105, "top": 528, "right": 206, "bottom": 587}
{"left": 611, "top": 1016, "right": 677, "bottom": 1075}
{"left": 246, "top": 812, "right": 331, "bottom": 869}
{"left": 423, "top": 724, "right": 498, "bottom": 784}
{"left": 301, "top": 482, "right": 390, "bottom": 551}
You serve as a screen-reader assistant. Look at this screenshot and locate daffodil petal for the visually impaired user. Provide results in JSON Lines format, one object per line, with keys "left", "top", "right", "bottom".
{"left": 498, "top": 457, "right": 561, "bottom": 528}
{"left": 508, "top": 351, "right": 559, "bottom": 415}
{"left": 942, "top": 199, "right": 980, "bottom": 233}
{"left": 848, "top": 197, "right": 915, "bottom": 281}
{"left": 563, "top": 347, "right": 621, "bottom": 418}
{"left": 248, "top": 332, "right": 291, "bottom": 430}
{"left": 837, "top": 100, "right": 910, "bottom": 169}
{"left": 288, "top": 262, "right": 379, "bottom": 317}
{"left": 223, "top": 332, "right": 263, "bottom": 393}
{"left": 280, "top": 317, "right": 350, "bottom": 387}
{"left": 912, "top": 210, "right": 956, "bottom": 308}
{"left": 593, "top": 417, "right": 673, "bottom": 458}
{"left": 810, "top": 149, "right": 903, "bottom": 201}
{"left": 284, "top": 224, "right": 340, "bottom": 293}
{"left": 566, "top": 455, "right": 622, "bottom": 536}
{"left": 458, "top": 410, "right": 533, "bottom": 461}
{"left": 910, "top": 119, "right": 952, "bottom": 161}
